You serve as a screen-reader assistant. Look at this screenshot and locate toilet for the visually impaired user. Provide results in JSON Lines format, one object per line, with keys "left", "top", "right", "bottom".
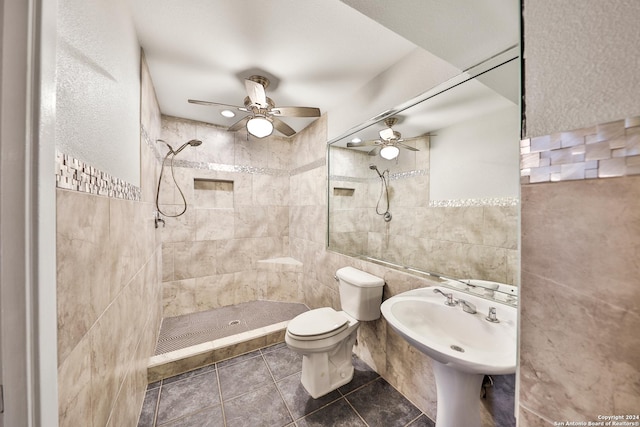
{"left": 285, "top": 266, "right": 385, "bottom": 398}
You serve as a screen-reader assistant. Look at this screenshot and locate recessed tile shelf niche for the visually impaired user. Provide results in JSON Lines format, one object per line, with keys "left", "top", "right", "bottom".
{"left": 193, "top": 178, "right": 234, "bottom": 209}
{"left": 333, "top": 187, "right": 355, "bottom": 197}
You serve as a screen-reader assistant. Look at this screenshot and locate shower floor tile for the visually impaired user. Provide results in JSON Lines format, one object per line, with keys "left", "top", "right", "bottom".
{"left": 137, "top": 343, "right": 436, "bottom": 427}
{"left": 155, "top": 300, "right": 308, "bottom": 355}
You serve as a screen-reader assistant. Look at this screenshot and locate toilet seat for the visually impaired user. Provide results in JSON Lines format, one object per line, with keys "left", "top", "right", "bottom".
{"left": 287, "top": 307, "right": 349, "bottom": 341}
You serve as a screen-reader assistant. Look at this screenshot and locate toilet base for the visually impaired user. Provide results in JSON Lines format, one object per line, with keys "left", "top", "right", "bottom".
{"left": 298, "top": 331, "right": 357, "bottom": 399}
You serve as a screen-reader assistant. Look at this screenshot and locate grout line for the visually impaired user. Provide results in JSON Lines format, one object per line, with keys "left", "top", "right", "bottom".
{"left": 152, "top": 382, "right": 162, "bottom": 427}
{"left": 404, "top": 413, "right": 425, "bottom": 427}
{"left": 342, "top": 395, "right": 370, "bottom": 427}
{"left": 215, "top": 364, "right": 228, "bottom": 427}
{"left": 260, "top": 351, "right": 297, "bottom": 424}
{"left": 337, "top": 376, "right": 380, "bottom": 398}
{"left": 292, "top": 396, "right": 345, "bottom": 422}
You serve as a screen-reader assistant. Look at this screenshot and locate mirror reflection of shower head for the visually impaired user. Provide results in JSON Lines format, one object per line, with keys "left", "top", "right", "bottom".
{"left": 370, "top": 163, "right": 391, "bottom": 222}
{"left": 369, "top": 164, "right": 383, "bottom": 178}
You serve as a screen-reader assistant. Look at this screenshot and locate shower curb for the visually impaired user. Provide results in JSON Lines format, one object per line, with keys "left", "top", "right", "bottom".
{"left": 147, "top": 320, "right": 288, "bottom": 383}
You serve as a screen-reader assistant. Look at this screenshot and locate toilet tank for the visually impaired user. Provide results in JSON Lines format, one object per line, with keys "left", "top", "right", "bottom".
{"left": 335, "top": 267, "right": 385, "bottom": 321}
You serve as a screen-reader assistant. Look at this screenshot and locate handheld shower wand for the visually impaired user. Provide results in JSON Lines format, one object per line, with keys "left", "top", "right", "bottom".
{"left": 155, "top": 139, "right": 204, "bottom": 225}
{"left": 369, "top": 164, "right": 392, "bottom": 222}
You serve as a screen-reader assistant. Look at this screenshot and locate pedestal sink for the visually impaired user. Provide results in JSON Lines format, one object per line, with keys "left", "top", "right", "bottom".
{"left": 380, "top": 287, "right": 517, "bottom": 427}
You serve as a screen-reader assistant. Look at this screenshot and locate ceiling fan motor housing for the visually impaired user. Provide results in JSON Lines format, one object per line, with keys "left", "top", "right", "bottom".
{"left": 247, "top": 74, "right": 270, "bottom": 89}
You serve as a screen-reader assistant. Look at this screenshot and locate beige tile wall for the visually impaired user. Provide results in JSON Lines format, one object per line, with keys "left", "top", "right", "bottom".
{"left": 56, "top": 53, "right": 163, "bottom": 427}
{"left": 56, "top": 167, "right": 162, "bottom": 427}
{"left": 519, "top": 176, "right": 640, "bottom": 424}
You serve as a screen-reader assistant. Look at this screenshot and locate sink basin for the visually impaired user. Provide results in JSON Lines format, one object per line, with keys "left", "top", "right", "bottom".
{"left": 381, "top": 286, "right": 517, "bottom": 427}
{"left": 381, "top": 287, "right": 516, "bottom": 374}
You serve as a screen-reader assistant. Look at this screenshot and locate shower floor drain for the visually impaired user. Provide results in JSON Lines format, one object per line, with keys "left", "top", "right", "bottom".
{"left": 450, "top": 345, "right": 465, "bottom": 352}
{"left": 228, "top": 320, "right": 241, "bottom": 326}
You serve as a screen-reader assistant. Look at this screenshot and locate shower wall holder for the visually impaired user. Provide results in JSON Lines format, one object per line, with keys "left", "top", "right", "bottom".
{"left": 154, "top": 210, "right": 165, "bottom": 229}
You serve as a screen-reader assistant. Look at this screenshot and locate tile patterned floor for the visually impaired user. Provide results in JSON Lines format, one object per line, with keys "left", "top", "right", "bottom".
{"left": 137, "top": 343, "right": 436, "bottom": 427}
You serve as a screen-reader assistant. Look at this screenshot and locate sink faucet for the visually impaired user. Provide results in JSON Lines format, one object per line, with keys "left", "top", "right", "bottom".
{"left": 432, "top": 289, "right": 457, "bottom": 306}
{"left": 458, "top": 299, "right": 477, "bottom": 314}
{"left": 433, "top": 289, "right": 477, "bottom": 314}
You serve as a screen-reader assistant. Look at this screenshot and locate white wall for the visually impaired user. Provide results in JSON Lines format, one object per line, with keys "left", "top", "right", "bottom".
{"left": 340, "top": 0, "right": 520, "bottom": 71}
{"left": 430, "top": 105, "right": 520, "bottom": 201}
{"left": 524, "top": 0, "right": 640, "bottom": 138}
{"left": 56, "top": 0, "right": 141, "bottom": 185}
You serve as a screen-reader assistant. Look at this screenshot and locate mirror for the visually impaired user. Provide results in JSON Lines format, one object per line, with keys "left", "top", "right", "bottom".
{"left": 328, "top": 51, "right": 520, "bottom": 305}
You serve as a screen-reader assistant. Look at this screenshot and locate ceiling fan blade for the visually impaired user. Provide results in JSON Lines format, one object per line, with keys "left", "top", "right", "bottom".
{"left": 245, "top": 79, "right": 268, "bottom": 107}
{"left": 188, "top": 99, "right": 250, "bottom": 113}
{"left": 272, "top": 118, "right": 296, "bottom": 137}
{"left": 396, "top": 141, "right": 419, "bottom": 152}
{"left": 270, "top": 106, "right": 321, "bottom": 117}
{"left": 188, "top": 99, "right": 239, "bottom": 109}
{"left": 367, "top": 147, "right": 381, "bottom": 156}
{"left": 227, "top": 116, "right": 250, "bottom": 132}
{"left": 347, "top": 140, "right": 379, "bottom": 148}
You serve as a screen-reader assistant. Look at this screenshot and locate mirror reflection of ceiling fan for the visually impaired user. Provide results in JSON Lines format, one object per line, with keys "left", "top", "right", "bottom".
{"left": 188, "top": 75, "right": 321, "bottom": 138}
{"left": 347, "top": 117, "right": 431, "bottom": 160}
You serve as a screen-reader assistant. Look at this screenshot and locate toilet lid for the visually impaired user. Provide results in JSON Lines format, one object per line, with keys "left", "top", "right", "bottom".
{"left": 287, "top": 307, "right": 348, "bottom": 338}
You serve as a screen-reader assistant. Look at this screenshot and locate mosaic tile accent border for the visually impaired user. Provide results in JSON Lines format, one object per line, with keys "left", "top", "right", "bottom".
{"left": 56, "top": 151, "right": 142, "bottom": 201}
{"left": 429, "top": 197, "right": 519, "bottom": 208}
{"left": 389, "top": 169, "right": 428, "bottom": 181}
{"left": 330, "top": 169, "right": 428, "bottom": 183}
{"left": 146, "top": 124, "right": 322, "bottom": 178}
{"left": 521, "top": 115, "right": 640, "bottom": 184}
{"left": 141, "top": 125, "right": 160, "bottom": 158}
{"left": 170, "top": 159, "right": 290, "bottom": 177}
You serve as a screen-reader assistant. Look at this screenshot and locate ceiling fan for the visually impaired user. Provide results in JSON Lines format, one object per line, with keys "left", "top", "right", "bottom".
{"left": 347, "top": 117, "right": 420, "bottom": 159}
{"left": 188, "top": 75, "right": 321, "bottom": 138}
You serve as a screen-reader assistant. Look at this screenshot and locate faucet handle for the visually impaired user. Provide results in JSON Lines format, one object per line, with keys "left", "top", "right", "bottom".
{"left": 432, "top": 288, "right": 457, "bottom": 306}
{"left": 486, "top": 307, "right": 499, "bottom": 323}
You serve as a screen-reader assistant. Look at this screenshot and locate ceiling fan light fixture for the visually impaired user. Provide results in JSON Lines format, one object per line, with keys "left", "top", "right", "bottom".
{"left": 380, "top": 145, "right": 400, "bottom": 160}
{"left": 246, "top": 116, "right": 273, "bottom": 138}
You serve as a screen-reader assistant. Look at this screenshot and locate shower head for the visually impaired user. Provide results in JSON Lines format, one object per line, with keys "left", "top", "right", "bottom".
{"left": 173, "top": 139, "right": 203, "bottom": 155}
{"left": 369, "top": 164, "right": 383, "bottom": 178}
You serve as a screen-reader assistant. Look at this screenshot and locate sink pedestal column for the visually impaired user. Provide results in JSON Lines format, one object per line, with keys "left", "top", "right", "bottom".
{"left": 432, "top": 361, "right": 484, "bottom": 427}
